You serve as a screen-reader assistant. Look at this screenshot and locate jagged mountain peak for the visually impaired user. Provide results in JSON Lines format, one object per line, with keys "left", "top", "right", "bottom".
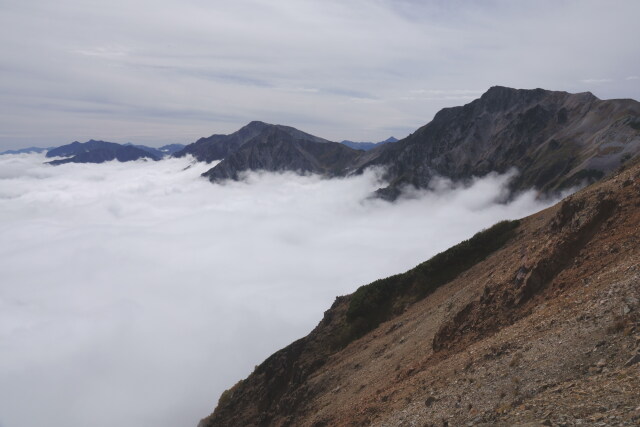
{"left": 238, "top": 120, "right": 271, "bottom": 133}
{"left": 357, "top": 86, "right": 639, "bottom": 199}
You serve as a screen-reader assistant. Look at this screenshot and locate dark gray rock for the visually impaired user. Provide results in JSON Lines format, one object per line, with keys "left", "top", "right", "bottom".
{"left": 354, "top": 86, "right": 640, "bottom": 199}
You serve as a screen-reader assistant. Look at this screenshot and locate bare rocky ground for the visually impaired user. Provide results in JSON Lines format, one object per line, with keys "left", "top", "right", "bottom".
{"left": 201, "top": 160, "right": 640, "bottom": 427}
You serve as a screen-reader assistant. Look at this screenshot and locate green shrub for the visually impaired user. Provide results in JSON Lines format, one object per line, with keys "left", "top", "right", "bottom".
{"left": 217, "top": 379, "right": 244, "bottom": 408}
{"left": 343, "top": 219, "right": 520, "bottom": 343}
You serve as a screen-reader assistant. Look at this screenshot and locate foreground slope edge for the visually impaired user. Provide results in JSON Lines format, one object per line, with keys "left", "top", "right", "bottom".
{"left": 199, "top": 159, "right": 640, "bottom": 426}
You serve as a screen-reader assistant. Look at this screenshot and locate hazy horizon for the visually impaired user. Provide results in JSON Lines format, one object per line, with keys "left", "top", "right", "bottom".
{"left": 1, "top": 0, "right": 639, "bottom": 151}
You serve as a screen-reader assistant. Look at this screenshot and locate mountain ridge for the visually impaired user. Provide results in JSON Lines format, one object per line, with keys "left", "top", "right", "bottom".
{"left": 355, "top": 86, "right": 640, "bottom": 199}
{"left": 340, "top": 137, "right": 398, "bottom": 151}
{"left": 179, "top": 87, "right": 640, "bottom": 200}
{"left": 174, "top": 121, "right": 331, "bottom": 164}
{"left": 201, "top": 125, "right": 362, "bottom": 182}
{"left": 0, "top": 146, "right": 53, "bottom": 155}
{"left": 46, "top": 140, "right": 161, "bottom": 165}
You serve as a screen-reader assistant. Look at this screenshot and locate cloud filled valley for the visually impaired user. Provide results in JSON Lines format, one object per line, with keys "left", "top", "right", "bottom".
{"left": 0, "top": 154, "right": 564, "bottom": 427}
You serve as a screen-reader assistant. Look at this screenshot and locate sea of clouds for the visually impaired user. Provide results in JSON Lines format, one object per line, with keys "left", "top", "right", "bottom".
{"left": 0, "top": 153, "right": 562, "bottom": 427}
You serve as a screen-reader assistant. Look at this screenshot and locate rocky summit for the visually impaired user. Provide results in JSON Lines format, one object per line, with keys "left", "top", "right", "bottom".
{"left": 198, "top": 156, "right": 640, "bottom": 426}
{"left": 356, "top": 86, "right": 640, "bottom": 199}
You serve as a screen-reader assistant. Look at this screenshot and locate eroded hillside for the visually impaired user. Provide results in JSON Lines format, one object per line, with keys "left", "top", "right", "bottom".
{"left": 200, "top": 160, "right": 640, "bottom": 427}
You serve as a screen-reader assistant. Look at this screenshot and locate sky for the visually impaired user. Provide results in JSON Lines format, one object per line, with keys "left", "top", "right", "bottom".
{"left": 1, "top": 0, "right": 639, "bottom": 150}
{"left": 0, "top": 153, "right": 564, "bottom": 427}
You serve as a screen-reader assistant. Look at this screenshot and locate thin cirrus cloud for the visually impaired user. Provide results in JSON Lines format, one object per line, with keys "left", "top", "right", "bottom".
{"left": 1, "top": 0, "right": 639, "bottom": 149}
{"left": 0, "top": 153, "right": 563, "bottom": 427}
{"left": 580, "top": 78, "right": 613, "bottom": 84}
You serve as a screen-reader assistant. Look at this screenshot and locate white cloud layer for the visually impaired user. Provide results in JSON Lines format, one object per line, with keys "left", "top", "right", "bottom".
{"left": 1, "top": 154, "right": 562, "bottom": 427}
{"left": 1, "top": 0, "right": 639, "bottom": 150}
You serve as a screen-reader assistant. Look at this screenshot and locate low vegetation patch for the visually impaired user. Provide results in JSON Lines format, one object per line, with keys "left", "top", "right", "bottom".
{"left": 217, "top": 380, "right": 244, "bottom": 408}
{"left": 335, "top": 220, "right": 521, "bottom": 348}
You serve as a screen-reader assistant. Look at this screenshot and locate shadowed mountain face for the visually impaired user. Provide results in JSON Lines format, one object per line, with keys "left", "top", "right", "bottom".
{"left": 46, "top": 140, "right": 160, "bottom": 165}
{"left": 356, "top": 86, "right": 640, "bottom": 199}
{"left": 202, "top": 126, "right": 363, "bottom": 181}
{"left": 173, "top": 120, "right": 363, "bottom": 182}
{"left": 181, "top": 87, "right": 640, "bottom": 200}
{"left": 174, "top": 121, "right": 330, "bottom": 163}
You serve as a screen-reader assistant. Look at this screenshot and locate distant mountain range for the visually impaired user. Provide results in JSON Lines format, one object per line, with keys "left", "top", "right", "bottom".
{"left": 0, "top": 146, "right": 53, "bottom": 155}
{"left": 4, "top": 86, "right": 639, "bottom": 200}
{"left": 0, "top": 141, "right": 186, "bottom": 164}
{"left": 175, "top": 86, "right": 639, "bottom": 199}
{"left": 45, "top": 140, "right": 162, "bottom": 165}
{"left": 340, "top": 136, "right": 398, "bottom": 151}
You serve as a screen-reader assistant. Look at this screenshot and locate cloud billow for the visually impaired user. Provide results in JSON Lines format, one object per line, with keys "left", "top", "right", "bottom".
{"left": 0, "top": 154, "right": 560, "bottom": 427}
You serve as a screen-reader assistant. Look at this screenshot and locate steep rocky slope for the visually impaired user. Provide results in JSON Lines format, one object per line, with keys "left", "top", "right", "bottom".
{"left": 199, "top": 159, "right": 640, "bottom": 426}
{"left": 358, "top": 86, "right": 640, "bottom": 199}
